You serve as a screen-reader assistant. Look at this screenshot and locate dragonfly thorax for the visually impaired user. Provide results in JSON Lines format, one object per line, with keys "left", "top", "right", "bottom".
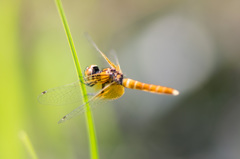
{"left": 84, "top": 65, "right": 123, "bottom": 87}
{"left": 102, "top": 68, "right": 123, "bottom": 85}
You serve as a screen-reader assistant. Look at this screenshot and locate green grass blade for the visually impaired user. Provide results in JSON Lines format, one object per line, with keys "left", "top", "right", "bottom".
{"left": 19, "top": 131, "right": 38, "bottom": 159}
{"left": 55, "top": 0, "right": 99, "bottom": 159}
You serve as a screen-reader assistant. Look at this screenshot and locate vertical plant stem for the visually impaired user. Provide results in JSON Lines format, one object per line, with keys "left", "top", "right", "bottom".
{"left": 19, "top": 131, "right": 38, "bottom": 159}
{"left": 55, "top": 1, "right": 99, "bottom": 159}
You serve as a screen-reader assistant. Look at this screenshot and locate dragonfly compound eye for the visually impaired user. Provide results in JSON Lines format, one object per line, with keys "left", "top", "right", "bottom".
{"left": 84, "top": 65, "right": 100, "bottom": 76}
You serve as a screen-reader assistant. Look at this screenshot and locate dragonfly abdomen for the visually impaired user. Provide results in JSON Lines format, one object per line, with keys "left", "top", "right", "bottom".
{"left": 122, "top": 78, "right": 179, "bottom": 95}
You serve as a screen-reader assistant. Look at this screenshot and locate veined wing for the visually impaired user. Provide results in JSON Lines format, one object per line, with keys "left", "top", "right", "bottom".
{"left": 109, "top": 49, "right": 122, "bottom": 73}
{"left": 38, "top": 71, "right": 112, "bottom": 106}
{"left": 58, "top": 82, "right": 116, "bottom": 124}
{"left": 38, "top": 81, "right": 88, "bottom": 105}
{"left": 84, "top": 33, "right": 117, "bottom": 69}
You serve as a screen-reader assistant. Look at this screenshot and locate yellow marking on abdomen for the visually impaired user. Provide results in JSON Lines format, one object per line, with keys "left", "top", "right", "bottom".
{"left": 122, "top": 78, "right": 179, "bottom": 95}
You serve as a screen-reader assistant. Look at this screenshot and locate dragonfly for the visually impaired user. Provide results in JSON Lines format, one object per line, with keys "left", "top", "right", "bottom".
{"left": 38, "top": 35, "right": 179, "bottom": 124}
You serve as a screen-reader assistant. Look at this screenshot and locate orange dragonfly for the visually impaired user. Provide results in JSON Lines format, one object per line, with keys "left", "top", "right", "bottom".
{"left": 38, "top": 36, "right": 179, "bottom": 124}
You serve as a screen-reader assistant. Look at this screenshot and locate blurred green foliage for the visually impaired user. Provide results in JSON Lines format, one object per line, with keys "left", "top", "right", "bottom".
{"left": 0, "top": 1, "right": 25, "bottom": 158}
{"left": 1, "top": 0, "right": 240, "bottom": 159}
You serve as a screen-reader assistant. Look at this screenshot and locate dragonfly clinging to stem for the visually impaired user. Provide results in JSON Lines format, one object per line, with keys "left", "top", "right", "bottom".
{"left": 38, "top": 35, "right": 179, "bottom": 124}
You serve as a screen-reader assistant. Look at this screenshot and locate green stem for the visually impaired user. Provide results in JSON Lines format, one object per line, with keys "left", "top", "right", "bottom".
{"left": 55, "top": 1, "right": 99, "bottom": 159}
{"left": 19, "top": 131, "right": 38, "bottom": 159}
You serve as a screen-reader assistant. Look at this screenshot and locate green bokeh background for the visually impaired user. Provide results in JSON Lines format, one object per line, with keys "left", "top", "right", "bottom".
{"left": 1, "top": 0, "right": 240, "bottom": 159}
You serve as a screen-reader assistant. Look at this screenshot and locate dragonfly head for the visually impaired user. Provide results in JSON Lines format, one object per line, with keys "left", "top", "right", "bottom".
{"left": 84, "top": 65, "right": 100, "bottom": 77}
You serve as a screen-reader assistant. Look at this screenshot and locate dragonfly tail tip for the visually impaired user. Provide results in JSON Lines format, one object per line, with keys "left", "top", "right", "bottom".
{"left": 173, "top": 90, "right": 179, "bottom": 96}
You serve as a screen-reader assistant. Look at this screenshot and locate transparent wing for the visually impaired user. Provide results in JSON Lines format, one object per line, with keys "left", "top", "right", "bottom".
{"left": 38, "top": 81, "right": 86, "bottom": 105}
{"left": 109, "top": 49, "right": 122, "bottom": 73}
{"left": 38, "top": 71, "right": 113, "bottom": 106}
{"left": 58, "top": 82, "right": 116, "bottom": 124}
{"left": 84, "top": 32, "right": 117, "bottom": 69}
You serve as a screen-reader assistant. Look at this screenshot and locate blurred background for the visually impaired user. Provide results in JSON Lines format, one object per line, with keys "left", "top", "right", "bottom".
{"left": 1, "top": 0, "right": 240, "bottom": 158}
